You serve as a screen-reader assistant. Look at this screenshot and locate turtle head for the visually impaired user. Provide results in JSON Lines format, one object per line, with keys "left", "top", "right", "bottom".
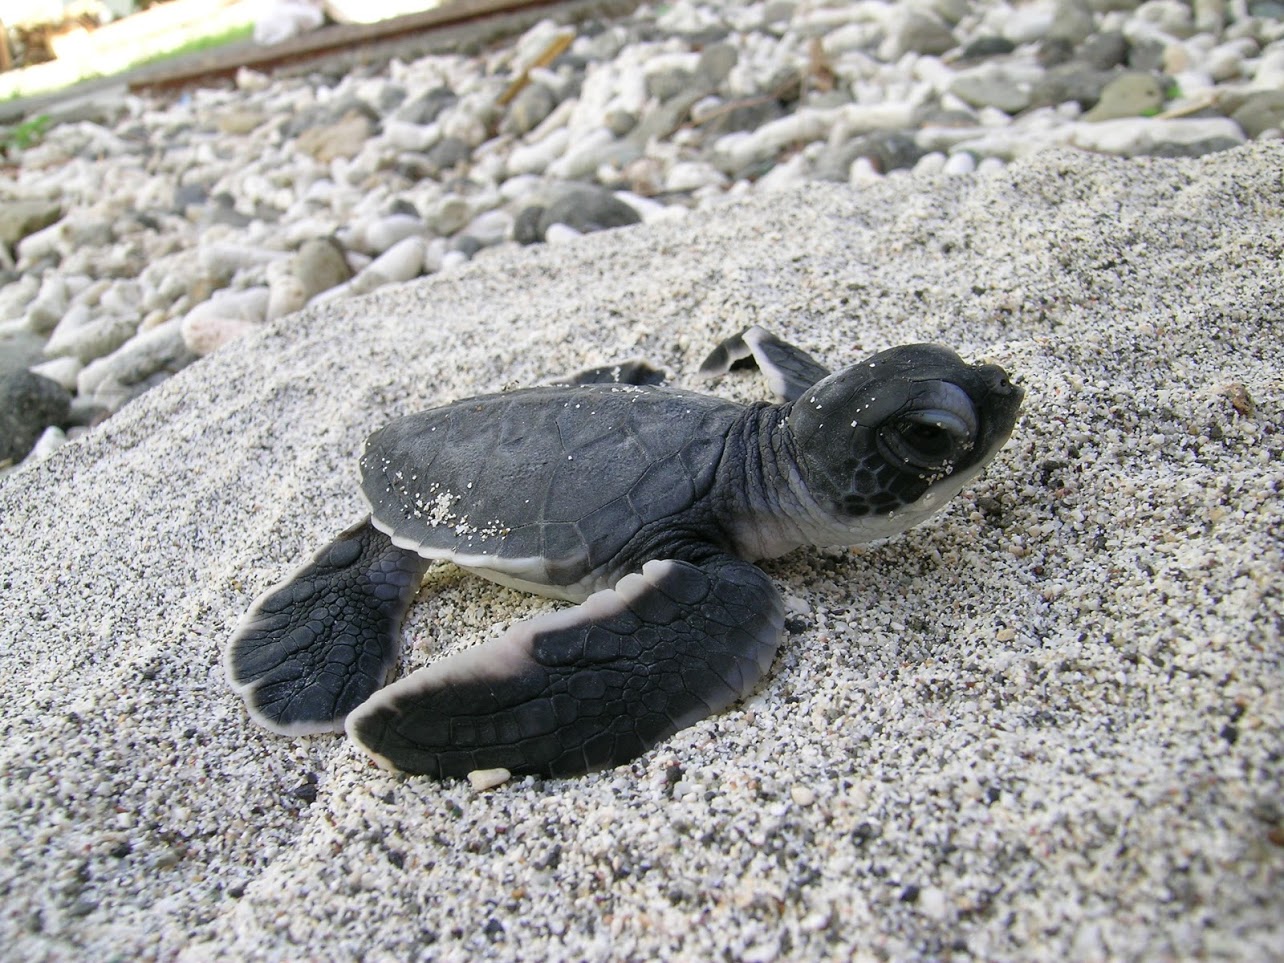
{"left": 786, "top": 344, "right": 1023, "bottom": 542}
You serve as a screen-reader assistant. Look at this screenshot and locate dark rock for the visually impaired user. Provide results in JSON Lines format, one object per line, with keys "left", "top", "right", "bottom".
{"left": 172, "top": 183, "right": 208, "bottom": 213}
{"left": 204, "top": 194, "right": 251, "bottom": 229}
{"left": 514, "top": 206, "right": 546, "bottom": 245}
{"left": 647, "top": 67, "right": 696, "bottom": 102}
{"left": 422, "top": 137, "right": 471, "bottom": 176}
{"left": 1036, "top": 38, "right": 1075, "bottom": 68}
{"left": 958, "top": 36, "right": 1015, "bottom": 61}
{"left": 1028, "top": 64, "right": 1118, "bottom": 110}
{"left": 450, "top": 235, "right": 483, "bottom": 258}
{"left": 814, "top": 130, "right": 925, "bottom": 182}
{"left": 1077, "top": 30, "right": 1129, "bottom": 70}
{"left": 397, "top": 87, "right": 457, "bottom": 126}
{"left": 376, "top": 83, "right": 408, "bottom": 114}
{"left": 538, "top": 187, "right": 641, "bottom": 236}
{"left": 0, "top": 371, "right": 71, "bottom": 466}
{"left": 630, "top": 89, "right": 706, "bottom": 144}
{"left": 696, "top": 42, "right": 738, "bottom": 88}
{"left": 504, "top": 83, "right": 559, "bottom": 136}
{"left": 386, "top": 198, "right": 419, "bottom": 219}
{"left": 1127, "top": 38, "right": 1166, "bottom": 73}
{"left": 698, "top": 98, "right": 787, "bottom": 139}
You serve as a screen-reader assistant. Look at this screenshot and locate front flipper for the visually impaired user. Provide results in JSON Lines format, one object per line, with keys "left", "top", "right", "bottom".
{"left": 345, "top": 553, "right": 785, "bottom": 778}
{"left": 699, "top": 325, "right": 832, "bottom": 402}
{"left": 225, "top": 518, "right": 429, "bottom": 735}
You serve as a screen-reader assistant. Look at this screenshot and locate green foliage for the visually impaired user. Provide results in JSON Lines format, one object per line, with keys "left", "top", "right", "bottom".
{"left": 1, "top": 114, "right": 52, "bottom": 154}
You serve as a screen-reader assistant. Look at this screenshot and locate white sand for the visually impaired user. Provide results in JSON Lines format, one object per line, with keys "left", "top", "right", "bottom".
{"left": 2, "top": 143, "right": 1281, "bottom": 960}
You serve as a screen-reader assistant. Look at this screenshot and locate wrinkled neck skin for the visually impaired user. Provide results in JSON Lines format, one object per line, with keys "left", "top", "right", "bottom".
{"left": 714, "top": 403, "right": 978, "bottom": 561}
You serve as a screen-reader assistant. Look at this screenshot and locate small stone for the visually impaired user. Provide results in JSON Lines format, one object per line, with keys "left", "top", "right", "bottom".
{"left": 463, "top": 209, "right": 514, "bottom": 247}
{"left": 513, "top": 206, "right": 546, "bottom": 245}
{"left": 422, "top": 136, "right": 472, "bottom": 176}
{"left": 879, "top": 8, "right": 956, "bottom": 61}
{"left": 789, "top": 785, "right": 816, "bottom": 806}
{"left": 361, "top": 236, "right": 426, "bottom": 285}
{"left": 696, "top": 43, "right": 738, "bottom": 87}
{"left": 360, "top": 216, "right": 424, "bottom": 255}
{"left": 543, "top": 223, "right": 582, "bottom": 245}
{"left": 27, "top": 424, "right": 68, "bottom": 462}
{"left": 395, "top": 87, "right": 457, "bottom": 126}
{"left": 382, "top": 120, "right": 441, "bottom": 152}
{"left": 294, "top": 238, "right": 354, "bottom": 299}
{"left": 959, "top": 36, "right": 1016, "bottom": 60}
{"left": 943, "top": 151, "right": 976, "bottom": 175}
{"left": 647, "top": 66, "right": 697, "bottom": 102}
{"left": 426, "top": 195, "right": 475, "bottom": 237}
{"left": 918, "top": 886, "right": 949, "bottom": 920}
{"left": 29, "top": 355, "right": 83, "bottom": 392}
{"left": 467, "top": 767, "right": 512, "bottom": 791}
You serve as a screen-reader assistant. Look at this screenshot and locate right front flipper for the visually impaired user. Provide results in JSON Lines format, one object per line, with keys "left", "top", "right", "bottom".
{"left": 700, "top": 325, "right": 832, "bottom": 402}
{"left": 345, "top": 553, "right": 785, "bottom": 779}
{"left": 225, "top": 518, "right": 429, "bottom": 735}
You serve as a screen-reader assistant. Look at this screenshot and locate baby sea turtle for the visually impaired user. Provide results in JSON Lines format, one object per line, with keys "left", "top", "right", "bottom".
{"left": 226, "top": 327, "right": 1022, "bottom": 779}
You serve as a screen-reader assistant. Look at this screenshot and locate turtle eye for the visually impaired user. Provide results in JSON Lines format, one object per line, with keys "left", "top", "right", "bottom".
{"left": 878, "top": 408, "right": 974, "bottom": 473}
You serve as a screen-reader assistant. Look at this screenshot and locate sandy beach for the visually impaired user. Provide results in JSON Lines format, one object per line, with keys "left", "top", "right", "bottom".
{"left": 1, "top": 142, "right": 1281, "bottom": 960}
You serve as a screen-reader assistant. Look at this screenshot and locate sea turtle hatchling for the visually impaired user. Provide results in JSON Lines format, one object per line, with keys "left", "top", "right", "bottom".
{"left": 226, "top": 326, "right": 1023, "bottom": 779}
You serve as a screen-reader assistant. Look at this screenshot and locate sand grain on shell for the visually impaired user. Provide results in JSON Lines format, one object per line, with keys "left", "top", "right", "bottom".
{"left": 1, "top": 143, "right": 1281, "bottom": 960}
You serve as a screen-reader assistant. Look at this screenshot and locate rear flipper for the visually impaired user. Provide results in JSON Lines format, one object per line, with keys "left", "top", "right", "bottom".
{"left": 225, "top": 518, "right": 429, "bottom": 734}
{"left": 700, "top": 325, "right": 832, "bottom": 402}
{"left": 552, "top": 359, "right": 667, "bottom": 387}
{"left": 346, "top": 553, "right": 785, "bottom": 778}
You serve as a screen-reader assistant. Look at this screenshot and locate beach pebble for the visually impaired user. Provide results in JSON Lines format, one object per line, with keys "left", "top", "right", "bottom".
{"left": 28, "top": 355, "right": 83, "bottom": 392}
{"left": 78, "top": 319, "right": 193, "bottom": 402}
{"left": 0, "top": 199, "right": 62, "bottom": 251}
{"left": 44, "top": 309, "right": 139, "bottom": 364}
{"left": 357, "top": 236, "right": 426, "bottom": 287}
{"left": 26, "top": 424, "right": 69, "bottom": 462}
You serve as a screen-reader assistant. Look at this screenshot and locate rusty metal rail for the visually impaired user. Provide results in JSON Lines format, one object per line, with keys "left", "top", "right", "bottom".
{"left": 127, "top": 0, "right": 638, "bottom": 92}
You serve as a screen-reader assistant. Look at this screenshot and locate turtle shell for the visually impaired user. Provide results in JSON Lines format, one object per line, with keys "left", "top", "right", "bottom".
{"left": 359, "top": 383, "right": 741, "bottom": 597}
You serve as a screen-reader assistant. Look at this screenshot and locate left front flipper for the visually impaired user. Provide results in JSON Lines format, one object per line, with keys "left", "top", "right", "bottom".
{"left": 345, "top": 553, "right": 784, "bottom": 778}
{"left": 699, "top": 325, "right": 832, "bottom": 402}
